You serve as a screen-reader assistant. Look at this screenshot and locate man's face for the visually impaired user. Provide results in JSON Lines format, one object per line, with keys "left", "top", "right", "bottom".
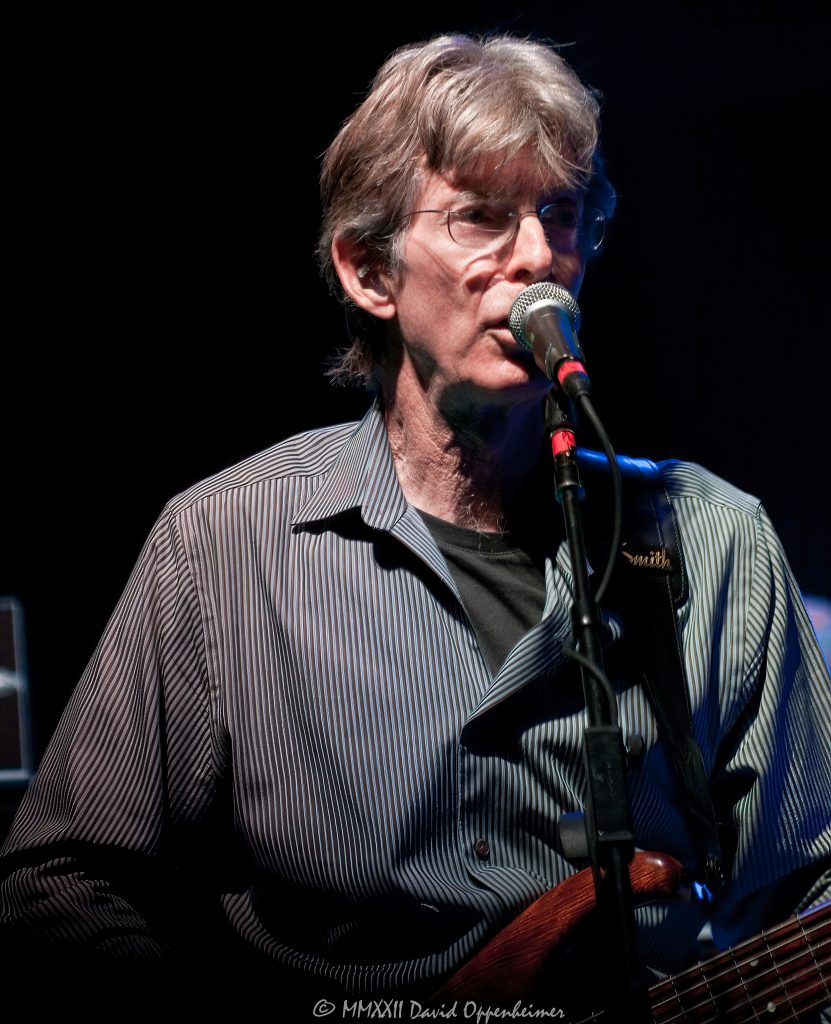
{"left": 382, "top": 161, "right": 588, "bottom": 415}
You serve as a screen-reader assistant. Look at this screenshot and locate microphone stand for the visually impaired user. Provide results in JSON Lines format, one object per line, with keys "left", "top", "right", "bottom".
{"left": 546, "top": 391, "right": 650, "bottom": 1022}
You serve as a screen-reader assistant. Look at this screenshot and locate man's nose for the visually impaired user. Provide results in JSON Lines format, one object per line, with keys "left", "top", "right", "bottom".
{"left": 505, "top": 211, "right": 555, "bottom": 282}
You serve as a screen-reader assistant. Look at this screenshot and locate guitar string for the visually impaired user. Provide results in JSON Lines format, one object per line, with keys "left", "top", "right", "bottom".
{"left": 569, "top": 945, "right": 830, "bottom": 1023}
{"left": 650, "top": 912, "right": 829, "bottom": 1004}
{"left": 572, "top": 913, "right": 830, "bottom": 1023}
{"left": 656, "top": 975, "right": 830, "bottom": 1024}
{"left": 803, "top": 906, "right": 831, "bottom": 1008}
{"left": 575, "top": 978, "right": 830, "bottom": 1024}
{"left": 655, "top": 945, "right": 830, "bottom": 1024}
{"left": 577, "top": 984, "right": 830, "bottom": 1024}
{"left": 654, "top": 937, "right": 831, "bottom": 1019}
{"left": 654, "top": 945, "right": 830, "bottom": 1024}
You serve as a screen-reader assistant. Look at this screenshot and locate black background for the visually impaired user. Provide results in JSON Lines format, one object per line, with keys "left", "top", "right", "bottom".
{"left": 3, "top": 1, "right": 829, "bottom": 782}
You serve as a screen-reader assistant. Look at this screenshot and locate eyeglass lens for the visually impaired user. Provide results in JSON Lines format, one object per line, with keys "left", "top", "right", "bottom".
{"left": 447, "top": 205, "right": 604, "bottom": 253}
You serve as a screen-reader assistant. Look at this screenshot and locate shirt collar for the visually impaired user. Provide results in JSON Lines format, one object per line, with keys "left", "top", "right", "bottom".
{"left": 291, "top": 400, "right": 409, "bottom": 533}
{"left": 291, "top": 399, "right": 587, "bottom": 710}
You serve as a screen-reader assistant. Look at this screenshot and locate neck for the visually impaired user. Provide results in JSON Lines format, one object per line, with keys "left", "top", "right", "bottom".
{"left": 382, "top": 382, "right": 549, "bottom": 533}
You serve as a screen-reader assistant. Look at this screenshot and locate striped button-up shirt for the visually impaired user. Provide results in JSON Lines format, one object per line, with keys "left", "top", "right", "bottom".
{"left": 2, "top": 402, "right": 830, "bottom": 1004}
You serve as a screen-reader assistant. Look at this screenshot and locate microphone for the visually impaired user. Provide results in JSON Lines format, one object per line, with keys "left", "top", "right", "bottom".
{"left": 508, "top": 282, "right": 591, "bottom": 400}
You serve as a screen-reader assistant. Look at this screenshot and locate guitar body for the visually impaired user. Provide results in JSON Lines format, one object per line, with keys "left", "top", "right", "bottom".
{"left": 432, "top": 852, "right": 831, "bottom": 1022}
{"left": 432, "top": 851, "right": 683, "bottom": 1007}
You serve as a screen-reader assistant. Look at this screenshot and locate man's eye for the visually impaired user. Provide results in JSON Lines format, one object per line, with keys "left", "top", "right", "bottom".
{"left": 541, "top": 205, "right": 580, "bottom": 229}
{"left": 454, "top": 205, "right": 504, "bottom": 228}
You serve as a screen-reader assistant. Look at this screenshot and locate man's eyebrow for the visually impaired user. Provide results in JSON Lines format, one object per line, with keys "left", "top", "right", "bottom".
{"left": 448, "top": 186, "right": 582, "bottom": 206}
{"left": 448, "top": 189, "right": 500, "bottom": 204}
{"left": 540, "top": 189, "right": 581, "bottom": 204}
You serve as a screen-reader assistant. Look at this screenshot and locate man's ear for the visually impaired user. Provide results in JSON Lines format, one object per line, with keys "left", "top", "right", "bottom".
{"left": 331, "top": 235, "right": 397, "bottom": 322}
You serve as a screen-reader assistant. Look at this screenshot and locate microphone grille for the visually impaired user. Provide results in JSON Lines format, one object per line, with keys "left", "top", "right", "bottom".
{"left": 508, "top": 282, "right": 582, "bottom": 346}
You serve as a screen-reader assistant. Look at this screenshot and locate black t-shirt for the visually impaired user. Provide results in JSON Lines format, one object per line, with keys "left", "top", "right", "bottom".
{"left": 417, "top": 509, "right": 548, "bottom": 676}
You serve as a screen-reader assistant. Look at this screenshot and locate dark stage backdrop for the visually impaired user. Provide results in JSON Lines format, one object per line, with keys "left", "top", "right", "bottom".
{"left": 3, "top": 3, "right": 829, "bottom": 805}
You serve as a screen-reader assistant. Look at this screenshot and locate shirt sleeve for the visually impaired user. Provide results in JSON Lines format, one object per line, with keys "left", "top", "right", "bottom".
{"left": 0, "top": 503, "right": 221, "bottom": 963}
{"left": 708, "top": 501, "right": 831, "bottom": 969}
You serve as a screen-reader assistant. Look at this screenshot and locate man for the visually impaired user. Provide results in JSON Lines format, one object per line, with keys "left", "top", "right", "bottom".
{"left": 2, "top": 34, "right": 830, "bottom": 1019}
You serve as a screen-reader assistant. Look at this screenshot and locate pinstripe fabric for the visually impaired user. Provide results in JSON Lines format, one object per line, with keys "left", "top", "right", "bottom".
{"left": 1, "top": 402, "right": 830, "bottom": 996}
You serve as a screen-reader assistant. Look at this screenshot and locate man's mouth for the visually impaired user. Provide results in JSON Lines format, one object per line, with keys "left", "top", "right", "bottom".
{"left": 489, "top": 320, "right": 515, "bottom": 338}
{"left": 492, "top": 320, "right": 528, "bottom": 351}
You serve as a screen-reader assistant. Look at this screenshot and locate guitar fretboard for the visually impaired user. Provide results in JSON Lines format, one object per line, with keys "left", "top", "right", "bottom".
{"left": 650, "top": 900, "right": 831, "bottom": 1023}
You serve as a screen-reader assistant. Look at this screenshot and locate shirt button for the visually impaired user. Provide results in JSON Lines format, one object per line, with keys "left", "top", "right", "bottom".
{"left": 473, "top": 838, "right": 490, "bottom": 859}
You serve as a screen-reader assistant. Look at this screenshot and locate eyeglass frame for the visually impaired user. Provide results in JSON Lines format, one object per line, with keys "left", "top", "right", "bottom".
{"left": 397, "top": 201, "right": 606, "bottom": 255}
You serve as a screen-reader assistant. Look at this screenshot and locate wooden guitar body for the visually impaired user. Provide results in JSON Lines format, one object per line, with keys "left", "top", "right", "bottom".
{"left": 432, "top": 851, "right": 831, "bottom": 1022}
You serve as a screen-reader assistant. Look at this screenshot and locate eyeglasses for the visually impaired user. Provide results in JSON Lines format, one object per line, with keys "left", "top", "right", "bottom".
{"left": 399, "top": 200, "right": 606, "bottom": 255}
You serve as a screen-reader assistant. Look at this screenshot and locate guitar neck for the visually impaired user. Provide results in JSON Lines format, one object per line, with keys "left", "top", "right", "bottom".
{"left": 432, "top": 853, "right": 830, "bottom": 1022}
{"left": 649, "top": 899, "right": 831, "bottom": 1023}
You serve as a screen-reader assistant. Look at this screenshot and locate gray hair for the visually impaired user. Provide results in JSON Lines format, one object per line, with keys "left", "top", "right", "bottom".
{"left": 318, "top": 33, "right": 615, "bottom": 387}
